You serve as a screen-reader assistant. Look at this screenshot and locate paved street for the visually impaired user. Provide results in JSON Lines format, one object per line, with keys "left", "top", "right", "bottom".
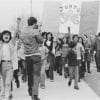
{"left": 84, "top": 62, "right": 100, "bottom": 97}
{"left": 12, "top": 72, "right": 100, "bottom": 100}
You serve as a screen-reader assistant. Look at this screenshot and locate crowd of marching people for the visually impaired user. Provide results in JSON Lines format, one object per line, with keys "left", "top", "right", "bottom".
{"left": 0, "top": 16, "right": 100, "bottom": 100}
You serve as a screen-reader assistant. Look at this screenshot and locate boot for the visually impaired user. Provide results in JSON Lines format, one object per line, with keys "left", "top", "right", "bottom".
{"left": 15, "top": 79, "right": 20, "bottom": 88}
{"left": 68, "top": 80, "right": 72, "bottom": 86}
{"left": 32, "top": 95, "right": 40, "bottom": 100}
{"left": 74, "top": 86, "right": 79, "bottom": 90}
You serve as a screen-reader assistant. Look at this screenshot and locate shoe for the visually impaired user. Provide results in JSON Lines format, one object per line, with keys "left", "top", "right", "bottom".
{"left": 22, "top": 75, "right": 27, "bottom": 82}
{"left": 78, "top": 79, "right": 81, "bottom": 82}
{"left": 9, "top": 94, "right": 13, "bottom": 100}
{"left": 59, "top": 73, "right": 62, "bottom": 76}
{"left": 32, "top": 95, "right": 40, "bottom": 100}
{"left": 88, "top": 71, "right": 91, "bottom": 73}
{"left": 40, "top": 84, "right": 45, "bottom": 89}
{"left": 50, "top": 79, "right": 54, "bottom": 82}
{"left": 97, "top": 69, "right": 100, "bottom": 72}
{"left": 28, "top": 88, "right": 32, "bottom": 96}
{"left": 64, "top": 74, "right": 68, "bottom": 78}
{"left": 35, "top": 97, "right": 40, "bottom": 100}
{"left": 68, "top": 80, "right": 72, "bottom": 86}
{"left": 15, "top": 79, "right": 20, "bottom": 88}
{"left": 64, "top": 76, "right": 67, "bottom": 79}
{"left": 74, "top": 86, "right": 79, "bottom": 90}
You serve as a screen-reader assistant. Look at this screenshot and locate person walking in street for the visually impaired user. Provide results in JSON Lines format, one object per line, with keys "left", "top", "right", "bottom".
{"left": 76, "top": 36, "right": 84, "bottom": 81}
{"left": 55, "top": 38, "right": 63, "bottom": 75}
{"left": 40, "top": 35, "right": 49, "bottom": 89}
{"left": 0, "top": 30, "right": 18, "bottom": 100}
{"left": 94, "top": 33, "right": 100, "bottom": 72}
{"left": 84, "top": 35, "right": 91, "bottom": 73}
{"left": 44, "top": 32, "right": 55, "bottom": 81}
{"left": 61, "top": 37, "right": 69, "bottom": 78}
{"left": 21, "top": 17, "right": 43, "bottom": 100}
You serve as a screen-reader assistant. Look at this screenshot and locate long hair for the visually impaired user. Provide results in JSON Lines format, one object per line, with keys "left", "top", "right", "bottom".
{"left": 46, "top": 32, "right": 54, "bottom": 41}
{"left": 44, "top": 32, "right": 54, "bottom": 52}
{"left": 41, "top": 32, "right": 47, "bottom": 39}
{"left": 1, "top": 30, "right": 12, "bottom": 42}
{"left": 78, "top": 37, "right": 85, "bottom": 47}
{"left": 62, "top": 36, "right": 69, "bottom": 44}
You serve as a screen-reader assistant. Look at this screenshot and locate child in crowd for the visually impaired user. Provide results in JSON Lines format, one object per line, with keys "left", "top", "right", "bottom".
{"left": 44, "top": 32, "right": 55, "bottom": 81}
{"left": 55, "top": 38, "right": 63, "bottom": 75}
{"left": 0, "top": 30, "right": 18, "bottom": 100}
{"left": 84, "top": 36, "right": 91, "bottom": 73}
{"left": 39, "top": 41, "right": 49, "bottom": 89}
{"left": 77, "top": 37, "right": 85, "bottom": 80}
{"left": 75, "top": 37, "right": 84, "bottom": 82}
{"left": 61, "top": 37, "right": 69, "bottom": 78}
{"left": 67, "top": 41, "right": 79, "bottom": 90}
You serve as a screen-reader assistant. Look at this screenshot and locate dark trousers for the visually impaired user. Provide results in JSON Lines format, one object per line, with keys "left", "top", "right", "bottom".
{"left": 13, "top": 59, "right": 26, "bottom": 88}
{"left": 55, "top": 56, "right": 62, "bottom": 75}
{"left": 85, "top": 61, "right": 90, "bottom": 72}
{"left": 64, "top": 67, "right": 69, "bottom": 78}
{"left": 85, "top": 51, "right": 91, "bottom": 72}
{"left": 95, "top": 51, "right": 100, "bottom": 71}
{"left": 26, "top": 55, "right": 42, "bottom": 96}
{"left": 49, "top": 61, "right": 54, "bottom": 80}
{"left": 81, "top": 61, "right": 86, "bottom": 77}
{"left": 45, "top": 52, "right": 55, "bottom": 80}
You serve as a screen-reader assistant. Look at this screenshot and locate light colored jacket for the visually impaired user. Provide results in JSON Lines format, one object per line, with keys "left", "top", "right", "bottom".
{"left": 0, "top": 42, "right": 18, "bottom": 70}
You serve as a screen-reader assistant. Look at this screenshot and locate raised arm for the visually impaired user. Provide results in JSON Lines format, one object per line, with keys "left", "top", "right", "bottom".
{"left": 11, "top": 17, "right": 21, "bottom": 46}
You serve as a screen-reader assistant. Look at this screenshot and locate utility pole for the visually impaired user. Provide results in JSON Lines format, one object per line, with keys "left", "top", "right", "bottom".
{"left": 30, "top": 0, "right": 33, "bottom": 16}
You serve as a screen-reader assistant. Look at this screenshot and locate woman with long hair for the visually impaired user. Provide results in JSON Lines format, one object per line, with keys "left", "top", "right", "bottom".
{"left": 62, "top": 37, "right": 69, "bottom": 78}
{"left": 44, "top": 32, "right": 55, "bottom": 81}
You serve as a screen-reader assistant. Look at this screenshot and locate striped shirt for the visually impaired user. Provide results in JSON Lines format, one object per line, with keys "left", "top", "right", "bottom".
{"left": 21, "top": 26, "right": 43, "bottom": 56}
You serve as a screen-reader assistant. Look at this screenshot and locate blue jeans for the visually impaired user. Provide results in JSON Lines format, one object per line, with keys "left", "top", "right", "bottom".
{"left": 68, "top": 66, "right": 79, "bottom": 87}
{"left": 25, "top": 55, "right": 42, "bottom": 96}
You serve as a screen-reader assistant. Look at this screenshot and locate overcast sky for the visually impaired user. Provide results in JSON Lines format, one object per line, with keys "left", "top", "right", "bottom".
{"left": 0, "top": 0, "right": 99, "bottom": 31}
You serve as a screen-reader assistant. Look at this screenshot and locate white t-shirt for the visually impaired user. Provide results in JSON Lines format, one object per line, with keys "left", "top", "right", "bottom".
{"left": 75, "top": 42, "right": 84, "bottom": 60}
{"left": 2, "top": 43, "right": 11, "bottom": 60}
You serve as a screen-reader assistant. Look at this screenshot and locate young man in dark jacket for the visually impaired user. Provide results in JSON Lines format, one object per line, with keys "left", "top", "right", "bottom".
{"left": 67, "top": 41, "right": 79, "bottom": 90}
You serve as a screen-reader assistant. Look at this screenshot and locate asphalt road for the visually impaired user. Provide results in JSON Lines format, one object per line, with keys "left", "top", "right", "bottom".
{"left": 83, "top": 62, "right": 100, "bottom": 97}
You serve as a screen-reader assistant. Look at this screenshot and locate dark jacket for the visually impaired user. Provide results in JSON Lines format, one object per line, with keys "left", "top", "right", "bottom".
{"left": 67, "top": 49, "right": 77, "bottom": 66}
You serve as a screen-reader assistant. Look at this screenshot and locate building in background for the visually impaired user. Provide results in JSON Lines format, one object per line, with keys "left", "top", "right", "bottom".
{"left": 0, "top": 0, "right": 99, "bottom": 37}
{"left": 42, "top": 0, "right": 100, "bottom": 38}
